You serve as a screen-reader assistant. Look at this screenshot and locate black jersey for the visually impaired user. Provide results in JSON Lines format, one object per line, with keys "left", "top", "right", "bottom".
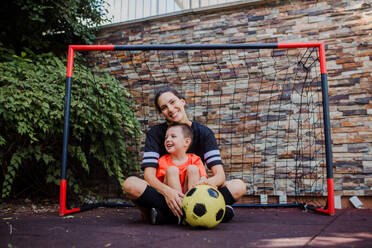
{"left": 141, "top": 122, "right": 223, "bottom": 170}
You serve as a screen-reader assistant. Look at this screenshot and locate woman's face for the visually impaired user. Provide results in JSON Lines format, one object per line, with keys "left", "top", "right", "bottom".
{"left": 157, "top": 91, "right": 187, "bottom": 123}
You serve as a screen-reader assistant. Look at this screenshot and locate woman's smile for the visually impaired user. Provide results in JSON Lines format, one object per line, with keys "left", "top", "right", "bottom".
{"left": 158, "top": 92, "right": 187, "bottom": 123}
{"left": 169, "top": 110, "right": 180, "bottom": 120}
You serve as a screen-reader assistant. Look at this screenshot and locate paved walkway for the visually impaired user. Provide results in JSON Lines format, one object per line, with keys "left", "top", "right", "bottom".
{"left": 1, "top": 207, "right": 372, "bottom": 247}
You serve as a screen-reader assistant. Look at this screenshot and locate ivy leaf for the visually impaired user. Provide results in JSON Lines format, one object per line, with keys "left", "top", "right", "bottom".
{"left": 42, "top": 153, "right": 55, "bottom": 165}
{"left": 0, "top": 136, "right": 6, "bottom": 146}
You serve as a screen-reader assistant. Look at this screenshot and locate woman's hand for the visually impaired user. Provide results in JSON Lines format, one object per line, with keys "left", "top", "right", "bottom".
{"left": 144, "top": 167, "right": 184, "bottom": 217}
{"left": 164, "top": 187, "right": 184, "bottom": 217}
{"left": 194, "top": 176, "right": 208, "bottom": 187}
{"left": 205, "top": 164, "right": 225, "bottom": 187}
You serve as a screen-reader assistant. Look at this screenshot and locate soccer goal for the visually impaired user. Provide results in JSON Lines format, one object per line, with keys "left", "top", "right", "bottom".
{"left": 59, "top": 43, "right": 335, "bottom": 216}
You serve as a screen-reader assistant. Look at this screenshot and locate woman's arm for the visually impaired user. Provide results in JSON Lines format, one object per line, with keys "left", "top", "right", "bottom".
{"left": 206, "top": 164, "right": 226, "bottom": 187}
{"left": 197, "top": 125, "right": 225, "bottom": 186}
{"left": 144, "top": 167, "right": 184, "bottom": 217}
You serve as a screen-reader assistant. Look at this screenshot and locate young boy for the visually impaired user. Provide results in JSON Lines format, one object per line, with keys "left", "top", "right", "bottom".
{"left": 156, "top": 123, "right": 207, "bottom": 194}
{"left": 151, "top": 123, "right": 207, "bottom": 224}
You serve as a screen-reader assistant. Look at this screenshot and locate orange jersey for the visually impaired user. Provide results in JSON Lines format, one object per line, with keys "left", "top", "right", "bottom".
{"left": 156, "top": 153, "right": 207, "bottom": 191}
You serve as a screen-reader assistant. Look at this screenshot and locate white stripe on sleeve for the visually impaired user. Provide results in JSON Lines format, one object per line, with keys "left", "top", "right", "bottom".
{"left": 143, "top": 152, "right": 160, "bottom": 159}
{"left": 204, "top": 150, "right": 220, "bottom": 160}
{"left": 206, "top": 156, "right": 222, "bottom": 165}
{"left": 142, "top": 159, "right": 159, "bottom": 164}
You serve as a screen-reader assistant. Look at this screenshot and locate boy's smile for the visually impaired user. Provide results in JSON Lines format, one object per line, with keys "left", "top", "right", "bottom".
{"left": 164, "top": 126, "right": 189, "bottom": 154}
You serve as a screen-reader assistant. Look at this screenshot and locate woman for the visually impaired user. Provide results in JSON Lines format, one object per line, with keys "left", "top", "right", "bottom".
{"left": 123, "top": 87, "right": 246, "bottom": 224}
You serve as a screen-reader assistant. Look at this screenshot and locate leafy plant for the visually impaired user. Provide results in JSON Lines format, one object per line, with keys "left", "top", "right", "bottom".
{"left": 0, "top": 49, "right": 142, "bottom": 199}
{"left": 0, "top": 0, "right": 109, "bottom": 54}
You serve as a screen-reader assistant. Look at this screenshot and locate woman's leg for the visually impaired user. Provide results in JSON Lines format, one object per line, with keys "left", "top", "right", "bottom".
{"left": 122, "top": 176, "right": 173, "bottom": 221}
{"left": 216, "top": 179, "right": 246, "bottom": 223}
{"left": 122, "top": 176, "right": 149, "bottom": 199}
{"left": 224, "top": 179, "right": 246, "bottom": 202}
{"left": 122, "top": 176, "right": 150, "bottom": 221}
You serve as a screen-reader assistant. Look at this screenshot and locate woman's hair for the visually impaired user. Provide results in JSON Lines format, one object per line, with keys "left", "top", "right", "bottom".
{"left": 154, "top": 87, "right": 185, "bottom": 113}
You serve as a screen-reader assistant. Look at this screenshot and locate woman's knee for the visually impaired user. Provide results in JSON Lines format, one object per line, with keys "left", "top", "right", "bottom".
{"left": 122, "top": 176, "right": 148, "bottom": 199}
{"left": 226, "top": 179, "right": 246, "bottom": 200}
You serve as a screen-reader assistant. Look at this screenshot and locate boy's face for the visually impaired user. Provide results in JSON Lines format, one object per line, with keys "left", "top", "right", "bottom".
{"left": 164, "top": 126, "right": 190, "bottom": 154}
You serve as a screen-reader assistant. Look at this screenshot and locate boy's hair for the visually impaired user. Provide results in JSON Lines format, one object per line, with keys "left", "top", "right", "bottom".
{"left": 154, "top": 87, "right": 185, "bottom": 113}
{"left": 167, "top": 123, "right": 193, "bottom": 141}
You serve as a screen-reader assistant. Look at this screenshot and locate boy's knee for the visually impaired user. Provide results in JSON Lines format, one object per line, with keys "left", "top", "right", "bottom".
{"left": 166, "top": 166, "right": 179, "bottom": 176}
{"left": 186, "top": 164, "right": 198, "bottom": 174}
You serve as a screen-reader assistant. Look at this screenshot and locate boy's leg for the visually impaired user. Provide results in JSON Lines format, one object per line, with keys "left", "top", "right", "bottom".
{"left": 165, "top": 166, "right": 183, "bottom": 193}
{"left": 184, "top": 165, "right": 200, "bottom": 193}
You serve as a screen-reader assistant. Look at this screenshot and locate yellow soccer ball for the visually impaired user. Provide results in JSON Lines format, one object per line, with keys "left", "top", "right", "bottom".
{"left": 182, "top": 184, "right": 226, "bottom": 229}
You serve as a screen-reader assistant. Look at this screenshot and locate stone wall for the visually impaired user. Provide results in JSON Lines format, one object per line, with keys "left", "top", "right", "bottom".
{"left": 93, "top": 0, "right": 372, "bottom": 198}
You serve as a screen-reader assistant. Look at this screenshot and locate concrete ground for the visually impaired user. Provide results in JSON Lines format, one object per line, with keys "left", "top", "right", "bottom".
{"left": 1, "top": 207, "right": 372, "bottom": 248}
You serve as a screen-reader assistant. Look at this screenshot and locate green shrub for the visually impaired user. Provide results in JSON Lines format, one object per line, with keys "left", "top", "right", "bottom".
{"left": 0, "top": 0, "right": 109, "bottom": 54}
{"left": 0, "top": 50, "right": 142, "bottom": 199}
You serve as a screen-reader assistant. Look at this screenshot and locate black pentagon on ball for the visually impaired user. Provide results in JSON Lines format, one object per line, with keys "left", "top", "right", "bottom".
{"left": 207, "top": 188, "right": 219, "bottom": 198}
{"left": 186, "top": 187, "right": 197, "bottom": 197}
{"left": 216, "top": 208, "right": 224, "bottom": 221}
{"left": 193, "top": 203, "right": 207, "bottom": 217}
